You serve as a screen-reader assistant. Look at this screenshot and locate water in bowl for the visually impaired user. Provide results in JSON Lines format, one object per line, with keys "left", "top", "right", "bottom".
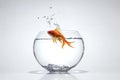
{"left": 33, "top": 37, "right": 84, "bottom": 72}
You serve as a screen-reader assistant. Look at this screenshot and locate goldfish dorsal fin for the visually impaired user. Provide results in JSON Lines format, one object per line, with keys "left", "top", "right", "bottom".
{"left": 55, "top": 26, "right": 61, "bottom": 32}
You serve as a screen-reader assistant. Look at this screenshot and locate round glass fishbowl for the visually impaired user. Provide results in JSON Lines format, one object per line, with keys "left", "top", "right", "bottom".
{"left": 33, "top": 30, "right": 84, "bottom": 72}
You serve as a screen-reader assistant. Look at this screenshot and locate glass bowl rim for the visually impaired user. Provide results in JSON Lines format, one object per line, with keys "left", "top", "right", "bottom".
{"left": 36, "top": 30, "right": 82, "bottom": 39}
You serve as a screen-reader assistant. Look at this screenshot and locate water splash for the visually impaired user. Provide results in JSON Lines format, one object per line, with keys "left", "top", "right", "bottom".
{"left": 42, "top": 13, "right": 60, "bottom": 29}
{"left": 37, "top": 17, "right": 40, "bottom": 19}
{"left": 37, "top": 6, "right": 61, "bottom": 30}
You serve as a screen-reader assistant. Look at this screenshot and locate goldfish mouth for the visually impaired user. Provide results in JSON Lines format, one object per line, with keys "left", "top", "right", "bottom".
{"left": 47, "top": 31, "right": 50, "bottom": 34}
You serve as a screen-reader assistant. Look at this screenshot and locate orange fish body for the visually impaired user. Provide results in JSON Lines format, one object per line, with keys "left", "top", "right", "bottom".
{"left": 48, "top": 27, "right": 73, "bottom": 48}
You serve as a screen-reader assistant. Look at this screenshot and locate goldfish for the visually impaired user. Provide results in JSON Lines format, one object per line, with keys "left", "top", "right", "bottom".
{"left": 48, "top": 27, "right": 73, "bottom": 48}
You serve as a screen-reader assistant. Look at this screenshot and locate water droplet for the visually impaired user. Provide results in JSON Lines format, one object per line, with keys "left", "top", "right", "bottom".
{"left": 43, "top": 16, "right": 46, "bottom": 18}
{"left": 47, "top": 21, "right": 51, "bottom": 25}
{"left": 50, "top": 18, "right": 53, "bottom": 20}
{"left": 49, "top": 6, "right": 52, "bottom": 9}
{"left": 46, "top": 17, "right": 49, "bottom": 20}
{"left": 37, "top": 17, "right": 40, "bottom": 19}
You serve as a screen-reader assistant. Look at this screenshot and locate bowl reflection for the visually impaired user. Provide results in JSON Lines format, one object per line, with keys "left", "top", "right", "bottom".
{"left": 40, "top": 73, "right": 78, "bottom": 80}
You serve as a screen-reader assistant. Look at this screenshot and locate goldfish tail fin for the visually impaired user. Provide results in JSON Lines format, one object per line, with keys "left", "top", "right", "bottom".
{"left": 66, "top": 41, "right": 74, "bottom": 48}
{"left": 62, "top": 41, "right": 65, "bottom": 48}
{"left": 67, "top": 42, "right": 74, "bottom": 48}
{"left": 62, "top": 40, "right": 74, "bottom": 48}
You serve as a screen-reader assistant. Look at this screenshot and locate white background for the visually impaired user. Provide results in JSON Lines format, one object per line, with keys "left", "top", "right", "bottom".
{"left": 0, "top": 0, "right": 120, "bottom": 74}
